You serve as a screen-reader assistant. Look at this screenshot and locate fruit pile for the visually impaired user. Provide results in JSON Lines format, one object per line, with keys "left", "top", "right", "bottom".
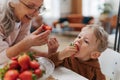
{"left": 0, "top": 52, "right": 44, "bottom": 80}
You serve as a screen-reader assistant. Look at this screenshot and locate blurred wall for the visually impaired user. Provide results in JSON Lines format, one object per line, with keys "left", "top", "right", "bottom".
{"left": 60, "top": 0, "right": 72, "bottom": 17}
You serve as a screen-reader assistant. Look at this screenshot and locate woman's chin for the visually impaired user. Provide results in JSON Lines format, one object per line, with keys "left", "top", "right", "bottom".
{"left": 21, "top": 18, "right": 31, "bottom": 23}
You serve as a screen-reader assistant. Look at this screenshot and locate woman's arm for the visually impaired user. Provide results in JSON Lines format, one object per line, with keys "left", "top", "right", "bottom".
{"left": 29, "top": 37, "right": 59, "bottom": 58}
{"left": 29, "top": 47, "right": 48, "bottom": 57}
{"left": 6, "top": 28, "right": 51, "bottom": 58}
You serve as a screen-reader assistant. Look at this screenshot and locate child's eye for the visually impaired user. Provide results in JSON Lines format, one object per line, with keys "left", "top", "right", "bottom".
{"left": 84, "top": 40, "right": 89, "bottom": 44}
{"left": 78, "top": 36, "right": 81, "bottom": 39}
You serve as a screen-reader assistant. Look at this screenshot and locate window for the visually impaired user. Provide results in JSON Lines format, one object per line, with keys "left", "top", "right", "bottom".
{"left": 43, "top": 0, "right": 60, "bottom": 18}
{"left": 82, "top": 0, "right": 119, "bottom": 17}
{"left": 82, "top": 0, "right": 105, "bottom": 17}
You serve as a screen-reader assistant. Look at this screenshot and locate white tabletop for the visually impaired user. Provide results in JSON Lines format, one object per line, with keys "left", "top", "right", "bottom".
{"left": 51, "top": 67, "right": 88, "bottom": 80}
{"left": 0, "top": 65, "right": 88, "bottom": 80}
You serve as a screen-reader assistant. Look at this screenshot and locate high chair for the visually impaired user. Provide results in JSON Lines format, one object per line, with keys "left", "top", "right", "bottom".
{"left": 98, "top": 48, "right": 120, "bottom": 80}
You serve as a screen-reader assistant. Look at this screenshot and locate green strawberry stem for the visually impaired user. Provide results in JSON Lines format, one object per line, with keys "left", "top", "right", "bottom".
{"left": 27, "top": 52, "right": 37, "bottom": 61}
{"left": 69, "top": 43, "right": 74, "bottom": 46}
{"left": 0, "top": 64, "right": 9, "bottom": 80}
{"left": 32, "top": 74, "right": 37, "bottom": 80}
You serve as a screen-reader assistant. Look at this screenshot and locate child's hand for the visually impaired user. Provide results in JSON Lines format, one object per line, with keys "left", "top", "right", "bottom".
{"left": 58, "top": 45, "right": 78, "bottom": 60}
{"left": 47, "top": 38, "right": 59, "bottom": 54}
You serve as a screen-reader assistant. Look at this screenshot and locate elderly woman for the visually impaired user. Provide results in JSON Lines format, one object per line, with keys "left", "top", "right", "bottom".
{"left": 0, "top": 0, "right": 59, "bottom": 64}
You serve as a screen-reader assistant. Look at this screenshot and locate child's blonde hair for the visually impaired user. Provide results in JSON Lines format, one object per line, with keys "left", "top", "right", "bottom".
{"left": 85, "top": 24, "right": 108, "bottom": 52}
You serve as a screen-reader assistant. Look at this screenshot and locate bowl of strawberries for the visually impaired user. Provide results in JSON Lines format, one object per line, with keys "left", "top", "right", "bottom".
{"left": 0, "top": 52, "right": 55, "bottom": 80}
{"left": 37, "top": 57, "right": 55, "bottom": 80}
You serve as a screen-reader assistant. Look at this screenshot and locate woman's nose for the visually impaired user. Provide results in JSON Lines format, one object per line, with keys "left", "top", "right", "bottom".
{"left": 32, "top": 10, "right": 39, "bottom": 17}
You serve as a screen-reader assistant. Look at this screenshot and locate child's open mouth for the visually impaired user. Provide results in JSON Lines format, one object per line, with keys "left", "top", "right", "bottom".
{"left": 70, "top": 43, "right": 79, "bottom": 51}
{"left": 74, "top": 44, "right": 79, "bottom": 51}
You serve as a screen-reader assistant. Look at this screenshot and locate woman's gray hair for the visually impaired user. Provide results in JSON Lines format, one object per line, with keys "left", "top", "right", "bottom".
{"left": 0, "top": 0, "right": 19, "bottom": 37}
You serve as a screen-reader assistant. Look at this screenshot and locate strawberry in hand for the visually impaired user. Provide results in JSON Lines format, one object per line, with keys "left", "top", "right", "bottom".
{"left": 42, "top": 25, "right": 52, "bottom": 32}
{"left": 74, "top": 44, "right": 79, "bottom": 51}
{"left": 70, "top": 43, "right": 79, "bottom": 51}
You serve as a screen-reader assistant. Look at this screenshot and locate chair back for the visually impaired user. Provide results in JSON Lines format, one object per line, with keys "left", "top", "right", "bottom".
{"left": 110, "top": 15, "right": 117, "bottom": 29}
{"left": 99, "top": 48, "right": 120, "bottom": 80}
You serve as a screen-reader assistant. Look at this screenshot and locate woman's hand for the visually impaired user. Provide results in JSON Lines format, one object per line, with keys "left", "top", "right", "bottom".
{"left": 58, "top": 46, "right": 77, "bottom": 60}
{"left": 47, "top": 38, "right": 59, "bottom": 54}
{"left": 24, "top": 26, "right": 51, "bottom": 47}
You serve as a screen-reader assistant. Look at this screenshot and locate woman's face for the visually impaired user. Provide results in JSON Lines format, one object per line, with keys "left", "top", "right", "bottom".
{"left": 12, "top": 0, "right": 43, "bottom": 23}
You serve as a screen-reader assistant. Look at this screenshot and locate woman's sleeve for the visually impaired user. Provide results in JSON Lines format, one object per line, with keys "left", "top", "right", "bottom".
{"left": 0, "top": 36, "right": 10, "bottom": 65}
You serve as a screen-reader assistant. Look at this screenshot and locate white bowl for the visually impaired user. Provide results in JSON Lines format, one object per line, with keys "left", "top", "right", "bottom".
{"left": 37, "top": 57, "right": 55, "bottom": 80}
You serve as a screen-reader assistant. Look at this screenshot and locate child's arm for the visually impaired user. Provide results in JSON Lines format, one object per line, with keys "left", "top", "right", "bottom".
{"left": 47, "top": 37, "right": 59, "bottom": 54}
{"left": 58, "top": 46, "right": 78, "bottom": 60}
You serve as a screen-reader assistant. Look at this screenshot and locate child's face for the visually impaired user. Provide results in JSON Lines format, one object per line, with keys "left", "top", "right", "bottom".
{"left": 73, "top": 27, "right": 99, "bottom": 61}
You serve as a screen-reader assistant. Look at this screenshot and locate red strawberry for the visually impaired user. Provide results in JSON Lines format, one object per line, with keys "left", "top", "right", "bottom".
{"left": 19, "top": 71, "right": 33, "bottom": 80}
{"left": 11, "top": 57, "right": 18, "bottom": 61}
{"left": 34, "top": 68, "right": 42, "bottom": 78}
{"left": 30, "top": 60, "right": 40, "bottom": 69}
{"left": 74, "top": 44, "right": 79, "bottom": 51}
{"left": 42, "top": 25, "right": 52, "bottom": 31}
{"left": 18, "top": 54, "right": 31, "bottom": 70}
{"left": 9, "top": 60, "right": 20, "bottom": 70}
{"left": 4, "top": 70, "right": 19, "bottom": 80}
{"left": 70, "top": 43, "right": 79, "bottom": 51}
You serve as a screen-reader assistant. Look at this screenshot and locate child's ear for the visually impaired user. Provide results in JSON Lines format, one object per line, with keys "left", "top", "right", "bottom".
{"left": 90, "top": 51, "right": 100, "bottom": 59}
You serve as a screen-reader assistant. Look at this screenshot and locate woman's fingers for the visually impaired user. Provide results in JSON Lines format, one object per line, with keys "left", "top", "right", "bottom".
{"left": 32, "top": 24, "right": 52, "bottom": 35}
{"left": 33, "top": 37, "right": 48, "bottom": 46}
{"left": 32, "top": 25, "right": 43, "bottom": 35}
{"left": 30, "top": 31, "right": 50, "bottom": 46}
{"left": 37, "top": 30, "right": 51, "bottom": 38}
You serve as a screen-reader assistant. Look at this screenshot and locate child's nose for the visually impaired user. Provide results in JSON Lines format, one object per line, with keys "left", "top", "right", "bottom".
{"left": 77, "top": 38, "right": 83, "bottom": 44}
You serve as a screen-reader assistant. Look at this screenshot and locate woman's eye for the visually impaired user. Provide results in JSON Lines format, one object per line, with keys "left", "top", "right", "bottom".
{"left": 84, "top": 40, "right": 89, "bottom": 44}
{"left": 37, "top": 7, "right": 41, "bottom": 10}
{"left": 26, "top": 4, "right": 35, "bottom": 9}
{"left": 27, "top": 5, "right": 34, "bottom": 9}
